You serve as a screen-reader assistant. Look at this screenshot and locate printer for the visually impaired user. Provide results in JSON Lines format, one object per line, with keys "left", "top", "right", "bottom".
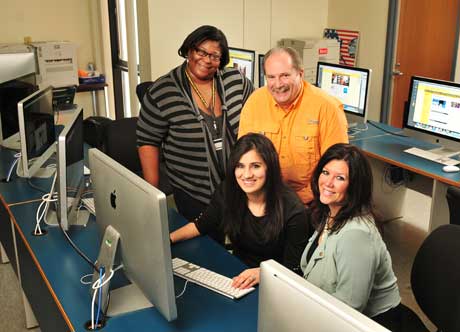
{"left": 31, "top": 41, "right": 78, "bottom": 88}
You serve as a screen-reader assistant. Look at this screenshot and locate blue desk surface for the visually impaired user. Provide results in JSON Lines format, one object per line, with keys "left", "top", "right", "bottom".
{"left": 1, "top": 164, "right": 258, "bottom": 332}
{"left": 350, "top": 122, "right": 460, "bottom": 186}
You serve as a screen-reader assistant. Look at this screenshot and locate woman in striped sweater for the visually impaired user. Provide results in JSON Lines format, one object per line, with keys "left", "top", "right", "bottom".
{"left": 137, "top": 25, "right": 254, "bottom": 232}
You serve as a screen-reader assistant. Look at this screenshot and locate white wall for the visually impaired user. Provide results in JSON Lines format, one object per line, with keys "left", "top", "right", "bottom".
{"left": 139, "top": 0, "right": 329, "bottom": 84}
{"left": 0, "top": 0, "right": 105, "bottom": 118}
{"left": 327, "top": 0, "right": 389, "bottom": 122}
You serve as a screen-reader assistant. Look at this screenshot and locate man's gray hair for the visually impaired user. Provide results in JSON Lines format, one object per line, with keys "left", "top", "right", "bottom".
{"left": 263, "top": 47, "right": 303, "bottom": 72}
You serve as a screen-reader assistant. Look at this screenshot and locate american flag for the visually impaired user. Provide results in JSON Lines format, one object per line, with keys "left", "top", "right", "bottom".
{"left": 324, "top": 28, "right": 360, "bottom": 67}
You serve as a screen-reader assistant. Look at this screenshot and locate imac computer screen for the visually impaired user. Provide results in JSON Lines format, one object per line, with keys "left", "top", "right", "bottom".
{"left": 17, "top": 86, "right": 56, "bottom": 178}
{"left": 0, "top": 73, "right": 37, "bottom": 149}
{"left": 52, "top": 107, "right": 89, "bottom": 230}
{"left": 258, "top": 260, "right": 390, "bottom": 332}
{"left": 227, "top": 47, "right": 256, "bottom": 83}
{"left": 404, "top": 76, "right": 460, "bottom": 156}
{"left": 88, "top": 148, "right": 177, "bottom": 322}
{"left": 316, "top": 62, "right": 371, "bottom": 127}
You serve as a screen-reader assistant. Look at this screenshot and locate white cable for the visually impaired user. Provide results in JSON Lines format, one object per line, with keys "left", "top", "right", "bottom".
{"left": 80, "top": 274, "right": 94, "bottom": 285}
{"left": 91, "top": 283, "right": 99, "bottom": 330}
{"left": 34, "top": 173, "right": 58, "bottom": 235}
{"left": 176, "top": 280, "right": 189, "bottom": 299}
{"left": 6, "top": 153, "right": 21, "bottom": 182}
{"left": 80, "top": 264, "right": 123, "bottom": 285}
{"left": 91, "top": 268, "right": 115, "bottom": 330}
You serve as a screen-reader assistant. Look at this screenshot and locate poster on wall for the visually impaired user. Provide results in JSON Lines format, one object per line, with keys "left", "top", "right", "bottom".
{"left": 323, "top": 28, "right": 360, "bottom": 67}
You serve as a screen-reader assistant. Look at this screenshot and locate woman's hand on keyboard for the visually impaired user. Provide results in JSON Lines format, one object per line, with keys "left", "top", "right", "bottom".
{"left": 232, "top": 268, "right": 260, "bottom": 289}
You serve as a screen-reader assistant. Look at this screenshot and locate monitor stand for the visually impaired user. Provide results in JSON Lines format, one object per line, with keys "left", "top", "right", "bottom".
{"left": 1, "top": 132, "right": 21, "bottom": 150}
{"left": 45, "top": 176, "right": 90, "bottom": 228}
{"left": 92, "top": 226, "right": 153, "bottom": 316}
{"left": 16, "top": 159, "right": 56, "bottom": 178}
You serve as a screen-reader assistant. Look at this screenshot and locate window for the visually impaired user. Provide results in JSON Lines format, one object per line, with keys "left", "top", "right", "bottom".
{"left": 108, "top": 0, "right": 140, "bottom": 118}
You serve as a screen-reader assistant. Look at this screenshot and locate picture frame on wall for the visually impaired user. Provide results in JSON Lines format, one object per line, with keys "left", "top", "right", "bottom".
{"left": 226, "top": 47, "right": 255, "bottom": 83}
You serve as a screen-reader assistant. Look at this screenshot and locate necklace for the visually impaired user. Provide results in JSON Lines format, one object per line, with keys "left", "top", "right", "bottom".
{"left": 185, "top": 69, "right": 218, "bottom": 132}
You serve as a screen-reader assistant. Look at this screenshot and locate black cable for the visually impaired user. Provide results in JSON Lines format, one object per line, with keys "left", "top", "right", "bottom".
{"left": 57, "top": 221, "right": 98, "bottom": 272}
{"left": 367, "top": 121, "right": 408, "bottom": 137}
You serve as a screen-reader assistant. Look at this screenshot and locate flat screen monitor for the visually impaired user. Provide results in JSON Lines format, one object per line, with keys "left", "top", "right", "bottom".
{"left": 52, "top": 85, "right": 77, "bottom": 111}
{"left": 53, "top": 107, "right": 89, "bottom": 230}
{"left": 258, "top": 260, "right": 390, "bottom": 332}
{"left": 0, "top": 72, "right": 37, "bottom": 149}
{"left": 316, "top": 62, "right": 371, "bottom": 127}
{"left": 88, "top": 148, "right": 177, "bottom": 322}
{"left": 404, "top": 76, "right": 460, "bottom": 156}
{"left": 17, "top": 86, "right": 56, "bottom": 178}
{"left": 227, "top": 47, "right": 255, "bottom": 83}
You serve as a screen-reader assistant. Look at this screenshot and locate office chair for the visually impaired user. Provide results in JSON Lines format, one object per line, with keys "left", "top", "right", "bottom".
{"left": 133, "top": 81, "right": 173, "bottom": 196}
{"left": 446, "top": 186, "right": 460, "bottom": 226}
{"left": 135, "top": 81, "right": 153, "bottom": 106}
{"left": 410, "top": 224, "right": 460, "bottom": 332}
{"left": 104, "top": 117, "right": 142, "bottom": 176}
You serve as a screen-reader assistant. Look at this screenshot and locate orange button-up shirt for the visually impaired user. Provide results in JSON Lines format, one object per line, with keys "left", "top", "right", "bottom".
{"left": 238, "top": 81, "right": 348, "bottom": 204}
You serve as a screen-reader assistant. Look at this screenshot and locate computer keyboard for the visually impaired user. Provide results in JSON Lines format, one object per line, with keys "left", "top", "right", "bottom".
{"left": 81, "top": 197, "right": 96, "bottom": 215}
{"left": 404, "top": 147, "right": 460, "bottom": 166}
{"left": 172, "top": 257, "right": 255, "bottom": 299}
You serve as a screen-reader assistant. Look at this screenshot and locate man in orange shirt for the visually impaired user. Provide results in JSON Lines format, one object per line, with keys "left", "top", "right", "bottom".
{"left": 238, "top": 47, "right": 348, "bottom": 204}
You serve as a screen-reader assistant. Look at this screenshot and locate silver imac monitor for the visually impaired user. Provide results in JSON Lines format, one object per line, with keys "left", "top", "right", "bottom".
{"left": 403, "top": 76, "right": 460, "bottom": 157}
{"left": 47, "top": 107, "right": 89, "bottom": 230}
{"left": 17, "top": 85, "right": 56, "bottom": 178}
{"left": 88, "top": 148, "right": 177, "bottom": 322}
{"left": 258, "top": 260, "right": 390, "bottom": 332}
{"left": 316, "top": 62, "right": 371, "bottom": 128}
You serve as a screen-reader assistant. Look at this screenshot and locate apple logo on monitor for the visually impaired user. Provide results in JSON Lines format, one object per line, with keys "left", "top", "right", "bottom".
{"left": 110, "top": 190, "right": 117, "bottom": 209}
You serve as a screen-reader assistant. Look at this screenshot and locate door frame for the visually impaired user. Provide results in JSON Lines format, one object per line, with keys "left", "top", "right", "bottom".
{"left": 380, "top": 0, "right": 460, "bottom": 124}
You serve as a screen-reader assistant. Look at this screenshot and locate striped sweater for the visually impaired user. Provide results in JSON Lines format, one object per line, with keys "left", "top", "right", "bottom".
{"left": 137, "top": 62, "right": 253, "bottom": 204}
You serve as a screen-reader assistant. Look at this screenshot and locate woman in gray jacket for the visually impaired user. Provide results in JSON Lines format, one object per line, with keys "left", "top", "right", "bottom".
{"left": 300, "top": 143, "right": 403, "bottom": 331}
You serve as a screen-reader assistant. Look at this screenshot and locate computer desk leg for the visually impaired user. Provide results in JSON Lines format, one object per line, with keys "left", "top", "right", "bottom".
{"left": 22, "top": 290, "right": 39, "bottom": 329}
{"left": 0, "top": 242, "right": 9, "bottom": 263}
{"left": 104, "top": 86, "right": 110, "bottom": 117}
{"left": 91, "top": 90, "right": 98, "bottom": 116}
{"left": 429, "top": 180, "right": 449, "bottom": 232}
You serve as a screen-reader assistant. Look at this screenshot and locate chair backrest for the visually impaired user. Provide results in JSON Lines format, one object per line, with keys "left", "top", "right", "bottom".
{"left": 104, "top": 117, "right": 142, "bottom": 175}
{"left": 411, "top": 224, "right": 460, "bottom": 332}
{"left": 446, "top": 186, "right": 460, "bottom": 225}
{"left": 136, "top": 81, "right": 154, "bottom": 104}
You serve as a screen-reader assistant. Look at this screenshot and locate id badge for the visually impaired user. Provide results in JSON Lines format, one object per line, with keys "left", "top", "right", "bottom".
{"left": 213, "top": 138, "right": 223, "bottom": 151}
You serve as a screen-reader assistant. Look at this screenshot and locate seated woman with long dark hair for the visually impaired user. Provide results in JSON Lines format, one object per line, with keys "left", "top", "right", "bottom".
{"left": 300, "top": 143, "right": 404, "bottom": 331}
{"left": 170, "top": 133, "right": 309, "bottom": 289}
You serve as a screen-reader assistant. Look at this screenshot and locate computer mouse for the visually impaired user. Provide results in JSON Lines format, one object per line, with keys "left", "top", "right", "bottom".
{"left": 442, "top": 165, "right": 460, "bottom": 173}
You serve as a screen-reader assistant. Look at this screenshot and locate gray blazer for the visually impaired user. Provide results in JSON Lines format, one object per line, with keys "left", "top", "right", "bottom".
{"left": 300, "top": 216, "right": 401, "bottom": 318}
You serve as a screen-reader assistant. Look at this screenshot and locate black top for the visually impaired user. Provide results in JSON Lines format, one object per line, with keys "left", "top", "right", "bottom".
{"left": 194, "top": 185, "right": 309, "bottom": 270}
